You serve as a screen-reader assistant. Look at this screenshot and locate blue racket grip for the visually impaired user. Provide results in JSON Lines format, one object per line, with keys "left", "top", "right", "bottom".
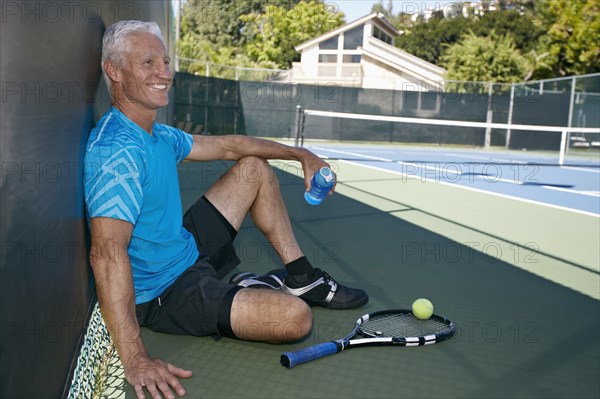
{"left": 281, "top": 341, "right": 340, "bottom": 368}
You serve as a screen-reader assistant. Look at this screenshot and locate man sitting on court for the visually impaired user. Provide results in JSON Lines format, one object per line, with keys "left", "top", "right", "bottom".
{"left": 84, "top": 20, "right": 368, "bottom": 398}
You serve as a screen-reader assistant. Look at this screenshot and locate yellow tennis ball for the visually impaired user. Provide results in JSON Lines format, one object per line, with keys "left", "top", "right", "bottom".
{"left": 412, "top": 298, "right": 434, "bottom": 320}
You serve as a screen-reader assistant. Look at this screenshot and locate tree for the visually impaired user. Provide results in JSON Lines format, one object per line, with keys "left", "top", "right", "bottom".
{"left": 241, "top": 1, "right": 344, "bottom": 68}
{"left": 441, "top": 30, "right": 528, "bottom": 83}
{"left": 394, "top": 0, "right": 598, "bottom": 79}
{"left": 178, "top": 33, "right": 279, "bottom": 78}
{"left": 179, "top": 0, "right": 341, "bottom": 71}
{"left": 370, "top": 0, "right": 393, "bottom": 18}
{"left": 471, "top": 10, "right": 542, "bottom": 53}
{"left": 395, "top": 17, "right": 471, "bottom": 64}
{"left": 178, "top": 0, "right": 302, "bottom": 73}
{"left": 369, "top": 1, "right": 415, "bottom": 31}
{"left": 371, "top": 0, "right": 394, "bottom": 19}
{"left": 395, "top": 8, "right": 540, "bottom": 66}
{"left": 534, "top": 0, "right": 600, "bottom": 77}
{"left": 180, "top": 0, "right": 287, "bottom": 48}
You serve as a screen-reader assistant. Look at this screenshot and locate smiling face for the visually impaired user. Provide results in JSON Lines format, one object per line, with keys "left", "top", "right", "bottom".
{"left": 105, "top": 31, "right": 172, "bottom": 120}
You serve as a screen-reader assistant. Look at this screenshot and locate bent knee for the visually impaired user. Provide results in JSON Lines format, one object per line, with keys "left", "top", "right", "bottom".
{"left": 284, "top": 297, "right": 313, "bottom": 341}
{"left": 230, "top": 289, "right": 312, "bottom": 342}
{"left": 236, "top": 156, "right": 275, "bottom": 182}
{"left": 237, "top": 155, "right": 270, "bottom": 171}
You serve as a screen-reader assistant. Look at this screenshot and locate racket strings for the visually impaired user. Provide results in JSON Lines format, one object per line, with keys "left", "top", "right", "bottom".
{"left": 361, "top": 313, "right": 450, "bottom": 338}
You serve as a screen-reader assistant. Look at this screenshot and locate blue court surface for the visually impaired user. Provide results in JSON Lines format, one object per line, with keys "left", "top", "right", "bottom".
{"left": 305, "top": 143, "right": 600, "bottom": 217}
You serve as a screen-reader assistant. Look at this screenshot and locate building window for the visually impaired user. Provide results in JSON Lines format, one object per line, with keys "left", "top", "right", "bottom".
{"left": 373, "top": 26, "right": 393, "bottom": 45}
{"left": 343, "top": 54, "right": 361, "bottom": 63}
{"left": 318, "top": 54, "right": 337, "bottom": 63}
{"left": 343, "top": 25, "right": 364, "bottom": 50}
{"left": 319, "top": 36, "right": 338, "bottom": 50}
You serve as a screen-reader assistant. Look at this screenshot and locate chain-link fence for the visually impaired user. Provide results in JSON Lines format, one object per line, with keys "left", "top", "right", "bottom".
{"left": 173, "top": 69, "right": 599, "bottom": 152}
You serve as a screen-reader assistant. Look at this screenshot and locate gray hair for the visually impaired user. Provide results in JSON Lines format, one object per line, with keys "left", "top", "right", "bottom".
{"left": 101, "top": 20, "right": 165, "bottom": 90}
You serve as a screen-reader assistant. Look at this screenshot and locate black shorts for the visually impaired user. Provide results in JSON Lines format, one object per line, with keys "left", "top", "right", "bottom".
{"left": 135, "top": 196, "right": 243, "bottom": 339}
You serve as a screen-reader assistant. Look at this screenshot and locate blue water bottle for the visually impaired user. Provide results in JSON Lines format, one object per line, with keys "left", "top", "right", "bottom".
{"left": 304, "top": 167, "right": 336, "bottom": 205}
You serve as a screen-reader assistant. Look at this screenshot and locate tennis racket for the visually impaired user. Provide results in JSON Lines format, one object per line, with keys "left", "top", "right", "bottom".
{"left": 281, "top": 309, "right": 455, "bottom": 368}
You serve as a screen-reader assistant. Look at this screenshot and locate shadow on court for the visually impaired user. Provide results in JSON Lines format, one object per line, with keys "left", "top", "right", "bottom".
{"left": 123, "top": 161, "right": 599, "bottom": 399}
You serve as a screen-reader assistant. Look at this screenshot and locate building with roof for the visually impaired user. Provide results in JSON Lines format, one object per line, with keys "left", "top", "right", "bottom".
{"left": 291, "top": 13, "right": 446, "bottom": 91}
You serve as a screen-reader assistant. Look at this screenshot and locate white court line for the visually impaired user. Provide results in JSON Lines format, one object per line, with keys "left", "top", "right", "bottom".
{"left": 543, "top": 186, "right": 600, "bottom": 197}
{"left": 314, "top": 147, "right": 392, "bottom": 162}
{"left": 343, "top": 159, "right": 599, "bottom": 217}
{"left": 444, "top": 152, "right": 528, "bottom": 164}
{"left": 318, "top": 147, "right": 518, "bottom": 180}
{"left": 317, "top": 147, "right": 600, "bottom": 199}
{"left": 314, "top": 146, "right": 600, "bottom": 218}
{"left": 314, "top": 146, "right": 462, "bottom": 174}
{"left": 495, "top": 177, "right": 522, "bottom": 184}
{"left": 446, "top": 152, "right": 600, "bottom": 170}
{"left": 396, "top": 161, "right": 462, "bottom": 175}
{"left": 561, "top": 165, "right": 600, "bottom": 174}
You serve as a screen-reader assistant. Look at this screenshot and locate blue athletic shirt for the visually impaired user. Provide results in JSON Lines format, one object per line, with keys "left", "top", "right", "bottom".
{"left": 84, "top": 107, "right": 199, "bottom": 304}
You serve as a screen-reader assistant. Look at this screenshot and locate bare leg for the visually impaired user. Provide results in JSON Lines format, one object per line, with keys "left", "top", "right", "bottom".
{"left": 205, "top": 156, "right": 368, "bottom": 314}
{"left": 204, "top": 157, "right": 312, "bottom": 341}
{"left": 230, "top": 289, "right": 312, "bottom": 342}
{"left": 204, "top": 156, "right": 303, "bottom": 264}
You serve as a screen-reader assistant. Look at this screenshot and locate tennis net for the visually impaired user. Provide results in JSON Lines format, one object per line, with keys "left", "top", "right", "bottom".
{"left": 66, "top": 301, "right": 124, "bottom": 399}
{"left": 294, "top": 109, "right": 600, "bottom": 166}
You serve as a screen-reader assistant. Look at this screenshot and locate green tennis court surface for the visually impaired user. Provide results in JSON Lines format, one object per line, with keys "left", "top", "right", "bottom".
{"left": 106, "top": 159, "right": 599, "bottom": 399}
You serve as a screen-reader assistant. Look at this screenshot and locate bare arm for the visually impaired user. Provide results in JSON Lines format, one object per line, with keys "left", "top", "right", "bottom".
{"left": 89, "top": 217, "right": 191, "bottom": 399}
{"left": 186, "top": 135, "right": 333, "bottom": 192}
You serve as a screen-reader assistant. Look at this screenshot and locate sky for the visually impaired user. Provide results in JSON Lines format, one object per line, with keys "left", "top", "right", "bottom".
{"left": 333, "top": 0, "right": 460, "bottom": 22}
{"left": 172, "top": 1, "right": 466, "bottom": 21}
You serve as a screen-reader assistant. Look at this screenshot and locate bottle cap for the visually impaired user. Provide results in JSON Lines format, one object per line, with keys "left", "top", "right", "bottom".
{"left": 320, "top": 167, "right": 334, "bottom": 183}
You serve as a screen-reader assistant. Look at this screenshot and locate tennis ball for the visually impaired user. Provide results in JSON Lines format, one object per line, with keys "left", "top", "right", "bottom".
{"left": 412, "top": 298, "right": 434, "bottom": 320}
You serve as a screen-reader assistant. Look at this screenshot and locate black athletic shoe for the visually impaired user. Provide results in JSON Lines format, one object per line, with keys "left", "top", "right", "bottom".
{"left": 229, "top": 269, "right": 288, "bottom": 290}
{"left": 282, "top": 268, "right": 369, "bottom": 309}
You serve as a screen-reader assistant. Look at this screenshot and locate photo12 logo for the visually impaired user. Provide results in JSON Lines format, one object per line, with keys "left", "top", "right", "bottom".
{"left": 451, "top": 320, "right": 540, "bottom": 344}
{"left": 2, "top": 81, "right": 103, "bottom": 105}
{"left": 1, "top": 1, "right": 139, "bottom": 24}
